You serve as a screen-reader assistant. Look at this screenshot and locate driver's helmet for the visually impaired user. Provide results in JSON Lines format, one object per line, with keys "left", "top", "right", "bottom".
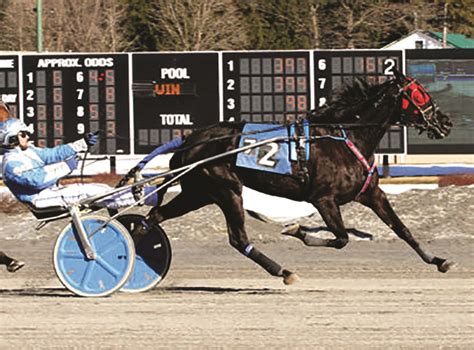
{"left": 0, "top": 118, "right": 30, "bottom": 148}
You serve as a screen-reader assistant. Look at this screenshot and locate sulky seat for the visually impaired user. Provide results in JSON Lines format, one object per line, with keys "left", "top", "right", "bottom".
{"left": 23, "top": 202, "right": 69, "bottom": 221}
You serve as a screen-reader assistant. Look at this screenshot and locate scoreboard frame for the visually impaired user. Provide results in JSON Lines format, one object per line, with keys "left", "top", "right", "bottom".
{"left": 0, "top": 55, "right": 20, "bottom": 119}
{"left": 313, "top": 50, "right": 405, "bottom": 154}
{"left": 406, "top": 48, "right": 474, "bottom": 154}
{"left": 222, "top": 50, "right": 312, "bottom": 124}
{"left": 21, "top": 53, "right": 130, "bottom": 155}
{"left": 132, "top": 52, "right": 219, "bottom": 155}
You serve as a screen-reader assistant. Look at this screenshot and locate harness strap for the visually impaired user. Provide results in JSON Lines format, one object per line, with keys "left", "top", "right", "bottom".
{"left": 340, "top": 129, "right": 371, "bottom": 170}
{"left": 294, "top": 117, "right": 310, "bottom": 184}
{"left": 339, "top": 129, "right": 376, "bottom": 196}
{"left": 359, "top": 162, "right": 377, "bottom": 195}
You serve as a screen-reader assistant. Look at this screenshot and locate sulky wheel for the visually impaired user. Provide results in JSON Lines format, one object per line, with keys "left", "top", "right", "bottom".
{"left": 53, "top": 215, "right": 135, "bottom": 297}
{"left": 117, "top": 214, "right": 172, "bottom": 293}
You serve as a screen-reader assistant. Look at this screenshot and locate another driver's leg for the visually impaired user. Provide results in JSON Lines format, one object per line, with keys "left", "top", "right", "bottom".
{"left": 33, "top": 183, "right": 160, "bottom": 209}
{"left": 33, "top": 183, "right": 112, "bottom": 208}
{"left": 102, "top": 185, "right": 159, "bottom": 208}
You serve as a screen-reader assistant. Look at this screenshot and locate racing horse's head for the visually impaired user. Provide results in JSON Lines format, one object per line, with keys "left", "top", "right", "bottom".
{"left": 392, "top": 69, "right": 452, "bottom": 139}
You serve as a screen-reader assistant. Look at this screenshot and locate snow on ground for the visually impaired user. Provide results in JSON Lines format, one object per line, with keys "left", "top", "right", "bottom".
{"left": 241, "top": 184, "right": 439, "bottom": 222}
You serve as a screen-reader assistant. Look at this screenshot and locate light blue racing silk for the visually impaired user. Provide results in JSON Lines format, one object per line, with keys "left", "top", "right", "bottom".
{"left": 1, "top": 139, "right": 87, "bottom": 203}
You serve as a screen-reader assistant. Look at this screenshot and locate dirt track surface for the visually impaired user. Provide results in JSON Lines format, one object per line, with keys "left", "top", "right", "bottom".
{"left": 0, "top": 185, "right": 473, "bottom": 348}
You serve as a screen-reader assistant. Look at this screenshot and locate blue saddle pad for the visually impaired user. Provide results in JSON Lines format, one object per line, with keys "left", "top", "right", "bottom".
{"left": 236, "top": 124, "right": 291, "bottom": 174}
{"left": 236, "top": 123, "right": 310, "bottom": 175}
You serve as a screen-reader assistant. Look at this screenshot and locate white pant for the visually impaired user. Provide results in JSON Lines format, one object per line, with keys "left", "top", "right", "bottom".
{"left": 32, "top": 183, "right": 157, "bottom": 209}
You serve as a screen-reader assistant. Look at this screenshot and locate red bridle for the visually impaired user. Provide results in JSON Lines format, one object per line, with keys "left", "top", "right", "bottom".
{"left": 400, "top": 78, "right": 437, "bottom": 124}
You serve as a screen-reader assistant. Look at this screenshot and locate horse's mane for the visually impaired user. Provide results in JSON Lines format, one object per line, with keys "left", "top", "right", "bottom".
{"left": 311, "top": 77, "right": 394, "bottom": 123}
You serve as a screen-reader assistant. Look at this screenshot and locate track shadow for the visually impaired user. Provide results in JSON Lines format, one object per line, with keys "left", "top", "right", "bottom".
{"left": 300, "top": 225, "right": 374, "bottom": 240}
{"left": 160, "top": 286, "right": 286, "bottom": 295}
{"left": 0, "top": 286, "right": 327, "bottom": 297}
{"left": 0, "top": 287, "right": 75, "bottom": 298}
{"left": 157, "top": 286, "right": 326, "bottom": 295}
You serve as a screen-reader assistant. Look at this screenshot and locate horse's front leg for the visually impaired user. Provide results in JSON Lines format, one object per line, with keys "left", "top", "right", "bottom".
{"left": 357, "top": 186, "right": 454, "bottom": 272}
{"left": 212, "top": 188, "right": 299, "bottom": 285}
{"left": 0, "top": 251, "right": 25, "bottom": 273}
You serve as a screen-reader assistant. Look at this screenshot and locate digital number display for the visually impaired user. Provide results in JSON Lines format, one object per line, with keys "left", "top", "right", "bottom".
{"left": 314, "top": 50, "right": 404, "bottom": 154}
{"left": 0, "top": 56, "right": 20, "bottom": 119}
{"left": 223, "top": 52, "right": 311, "bottom": 124}
{"left": 22, "top": 54, "right": 130, "bottom": 154}
{"left": 132, "top": 52, "right": 219, "bottom": 154}
{"left": 406, "top": 49, "right": 474, "bottom": 154}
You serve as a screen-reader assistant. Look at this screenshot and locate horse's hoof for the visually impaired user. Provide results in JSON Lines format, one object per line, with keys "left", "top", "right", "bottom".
{"left": 281, "top": 223, "right": 301, "bottom": 237}
{"left": 7, "top": 260, "right": 25, "bottom": 273}
{"left": 283, "top": 272, "right": 300, "bottom": 285}
{"left": 438, "top": 259, "right": 455, "bottom": 273}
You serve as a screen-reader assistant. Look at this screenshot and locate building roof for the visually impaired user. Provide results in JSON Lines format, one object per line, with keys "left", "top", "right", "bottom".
{"left": 428, "top": 32, "right": 474, "bottom": 48}
{"left": 383, "top": 30, "right": 474, "bottom": 49}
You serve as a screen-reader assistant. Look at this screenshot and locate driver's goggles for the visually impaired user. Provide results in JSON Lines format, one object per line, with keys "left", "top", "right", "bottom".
{"left": 18, "top": 131, "right": 31, "bottom": 138}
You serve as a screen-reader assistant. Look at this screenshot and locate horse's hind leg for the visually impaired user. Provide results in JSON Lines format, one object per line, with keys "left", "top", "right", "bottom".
{"left": 0, "top": 251, "right": 25, "bottom": 273}
{"left": 285, "top": 197, "right": 350, "bottom": 249}
{"left": 357, "top": 186, "right": 454, "bottom": 273}
{"left": 148, "top": 190, "right": 212, "bottom": 223}
{"left": 133, "top": 190, "right": 212, "bottom": 243}
{"left": 211, "top": 188, "right": 299, "bottom": 285}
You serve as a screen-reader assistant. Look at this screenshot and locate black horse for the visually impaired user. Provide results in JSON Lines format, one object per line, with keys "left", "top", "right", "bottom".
{"left": 139, "top": 70, "right": 454, "bottom": 284}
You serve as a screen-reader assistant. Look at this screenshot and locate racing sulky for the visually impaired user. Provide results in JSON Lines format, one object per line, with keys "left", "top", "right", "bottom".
{"left": 138, "top": 69, "right": 454, "bottom": 284}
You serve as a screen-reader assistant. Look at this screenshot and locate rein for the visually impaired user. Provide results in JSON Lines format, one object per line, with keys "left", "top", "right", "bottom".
{"left": 172, "top": 121, "right": 381, "bottom": 155}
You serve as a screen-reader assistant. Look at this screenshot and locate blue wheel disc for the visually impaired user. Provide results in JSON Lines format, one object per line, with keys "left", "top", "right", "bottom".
{"left": 117, "top": 215, "right": 172, "bottom": 293}
{"left": 53, "top": 215, "right": 135, "bottom": 297}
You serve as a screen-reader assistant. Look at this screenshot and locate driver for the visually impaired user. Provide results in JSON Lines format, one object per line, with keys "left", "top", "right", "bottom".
{"left": 0, "top": 117, "right": 159, "bottom": 209}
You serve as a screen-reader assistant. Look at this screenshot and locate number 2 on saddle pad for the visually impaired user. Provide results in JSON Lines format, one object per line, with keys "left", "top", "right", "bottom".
{"left": 236, "top": 123, "right": 291, "bottom": 175}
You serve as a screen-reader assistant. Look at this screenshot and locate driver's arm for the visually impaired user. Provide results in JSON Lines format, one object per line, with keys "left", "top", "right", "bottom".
{"left": 3, "top": 157, "right": 72, "bottom": 191}
{"left": 34, "top": 138, "right": 88, "bottom": 164}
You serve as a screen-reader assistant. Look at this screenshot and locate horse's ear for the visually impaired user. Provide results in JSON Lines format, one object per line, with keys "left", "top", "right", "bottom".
{"left": 392, "top": 67, "right": 406, "bottom": 84}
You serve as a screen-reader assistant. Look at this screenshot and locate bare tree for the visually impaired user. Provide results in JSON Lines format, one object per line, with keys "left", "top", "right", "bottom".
{"left": 149, "top": 0, "right": 248, "bottom": 51}
{"left": 309, "top": 2, "right": 321, "bottom": 48}
{"left": 43, "top": 0, "right": 130, "bottom": 52}
{"left": 322, "top": 0, "right": 390, "bottom": 49}
{"left": 397, "top": 0, "right": 439, "bottom": 32}
{"left": 0, "top": 0, "right": 129, "bottom": 52}
{"left": 321, "top": 0, "right": 439, "bottom": 49}
{"left": 252, "top": 0, "right": 325, "bottom": 49}
{"left": 0, "top": 0, "right": 36, "bottom": 51}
